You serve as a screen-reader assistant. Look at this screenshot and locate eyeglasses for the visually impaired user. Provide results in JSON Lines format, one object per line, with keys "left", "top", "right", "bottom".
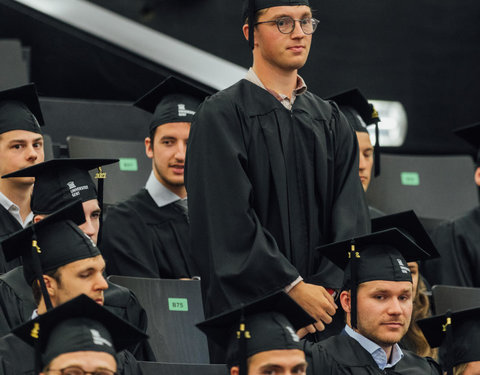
{"left": 254, "top": 16, "right": 319, "bottom": 35}
{"left": 46, "top": 366, "right": 117, "bottom": 375}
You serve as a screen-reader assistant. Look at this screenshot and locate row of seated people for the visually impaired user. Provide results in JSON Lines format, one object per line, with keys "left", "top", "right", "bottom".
{"left": 0, "top": 67, "right": 479, "bottom": 375}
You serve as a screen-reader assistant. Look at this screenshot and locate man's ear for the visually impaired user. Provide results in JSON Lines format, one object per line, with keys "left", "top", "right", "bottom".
{"left": 230, "top": 366, "right": 239, "bottom": 375}
{"left": 474, "top": 166, "right": 480, "bottom": 187}
{"left": 145, "top": 137, "right": 153, "bottom": 159}
{"left": 242, "top": 23, "right": 249, "bottom": 41}
{"left": 43, "top": 275, "right": 57, "bottom": 299}
{"left": 340, "top": 290, "right": 351, "bottom": 313}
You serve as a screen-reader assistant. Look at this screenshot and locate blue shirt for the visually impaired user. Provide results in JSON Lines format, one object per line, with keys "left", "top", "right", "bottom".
{"left": 145, "top": 171, "right": 186, "bottom": 209}
{"left": 344, "top": 324, "right": 404, "bottom": 370}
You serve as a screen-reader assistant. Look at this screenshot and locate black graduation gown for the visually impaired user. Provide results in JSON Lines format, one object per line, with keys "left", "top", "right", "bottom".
{"left": 0, "top": 266, "right": 156, "bottom": 361}
{"left": 0, "top": 206, "right": 23, "bottom": 274}
{"left": 0, "top": 333, "right": 143, "bottom": 375}
{"left": 185, "top": 79, "right": 370, "bottom": 317}
{"left": 302, "top": 334, "right": 441, "bottom": 374}
{"left": 101, "top": 189, "right": 197, "bottom": 279}
{"left": 421, "top": 206, "right": 480, "bottom": 287}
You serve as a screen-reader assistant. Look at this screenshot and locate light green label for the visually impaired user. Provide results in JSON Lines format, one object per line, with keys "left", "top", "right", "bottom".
{"left": 168, "top": 298, "right": 188, "bottom": 311}
{"left": 401, "top": 172, "right": 420, "bottom": 186}
{"left": 119, "top": 158, "right": 138, "bottom": 171}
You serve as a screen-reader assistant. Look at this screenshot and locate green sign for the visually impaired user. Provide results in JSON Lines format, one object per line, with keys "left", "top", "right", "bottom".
{"left": 401, "top": 172, "right": 420, "bottom": 186}
{"left": 119, "top": 158, "right": 138, "bottom": 172}
{"left": 168, "top": 298, "right": 188, "bottom": 312}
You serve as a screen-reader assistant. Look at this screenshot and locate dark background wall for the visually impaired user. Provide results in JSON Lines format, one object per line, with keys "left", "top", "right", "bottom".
{"left": 1, "top": 0, "right": 479, "bottom": 155}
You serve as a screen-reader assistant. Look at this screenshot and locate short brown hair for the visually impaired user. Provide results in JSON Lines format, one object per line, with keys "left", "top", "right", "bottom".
{"left": 32, "top": 268, "right": 61, "bottom": 306}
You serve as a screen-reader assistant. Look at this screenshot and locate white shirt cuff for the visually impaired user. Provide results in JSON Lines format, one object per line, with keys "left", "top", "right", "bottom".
{"left": 284, "top": 276, "right": 303, "bottom": 294}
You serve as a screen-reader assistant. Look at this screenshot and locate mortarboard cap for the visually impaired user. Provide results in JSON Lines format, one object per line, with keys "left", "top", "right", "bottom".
{"left": 418, "top": 306, "right": 480, "bottom": 374}
{"left": 197, "top": 291, "right": 314, "bottom": 371}
{"left": 242, "top": 0, "right": 310, "bottom": 49}
{"left": 327, "top": 88, "right": 377, "bottom": 132}
{"left": 2, "top": 157, "right": 117, "bottom": 217}
{"left": 327, "top": 88, "right": 381, "bottom": 176}
{"left": 0, "top": 83, "right": 44, "bottom": 135}
{"left": 1, "top": 199, "right": 99, "bottom": 286}
{"left": 453, "top": 122, "right": 480, "bottom": 166}
{"left": 12, "top": 294, "right": 148, "bottom": 370}
{"left": 371, "top": 210, "right": 440, "bottom": 260}
{"left": 134, "top": 76, "right": 213, "bottom": 135}
{"left": 317, "top": 228, "right": 429, "bottom": 328}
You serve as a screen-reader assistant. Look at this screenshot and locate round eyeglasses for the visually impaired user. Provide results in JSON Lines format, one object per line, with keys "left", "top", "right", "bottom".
{"left": 254, "top": 16, "right": 319, "bottom": 35}
{"left": 46, "top": 367, "right": 117, "bottom": 375}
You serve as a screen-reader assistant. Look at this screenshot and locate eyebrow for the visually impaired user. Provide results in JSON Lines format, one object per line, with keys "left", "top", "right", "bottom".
{"left": 270, "top": 11, "right": 312, "bottom": 19}
{"left": 8, "top": 137, "right": 43, "bottom": 144}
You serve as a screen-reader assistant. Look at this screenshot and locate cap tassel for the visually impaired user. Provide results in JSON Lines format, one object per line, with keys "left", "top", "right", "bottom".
{"left": 237, "top": 307, "right": 250, "bottom": 375}
{"left": 31, "top": 229, "right": 53, "bottom": 311}
{"left": 95, "top": 166, "right": 106, "bottom": 246}
{"left": 443, "top": 310, "right": 453, "bottom": 375}
{"left": 349, "top": 240, "right": 360, "bottom": 329}
{"left": 370, "top": 104, "right": 381, "bottom": 177}
{"left": 31, "top": 322, "right": 42, "bottom": 374}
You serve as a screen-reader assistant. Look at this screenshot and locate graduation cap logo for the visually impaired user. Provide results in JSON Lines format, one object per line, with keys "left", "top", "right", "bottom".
{"left": 90, "top": 329, "right": 113, "bottom": 348}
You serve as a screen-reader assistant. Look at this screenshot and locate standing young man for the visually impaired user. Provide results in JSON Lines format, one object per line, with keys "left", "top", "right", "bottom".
{"left": 0, "top": 84, "right": 45, "bottom": 273}
{"left": 186, "top": 0, "right": 370, "bottom": 334}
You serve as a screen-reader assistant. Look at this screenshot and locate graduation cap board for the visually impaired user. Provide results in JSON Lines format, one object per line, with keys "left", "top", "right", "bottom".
{"left": 242, "top": 0, "right": 310, "bottom": 49}
{"left": 0, "top": 200, "right": 96, "bottom": 311}
{"left": 134, "top": 76, "right": 213, "bottom": 135}
{"left": 12, "top": 294, "right": 147, "bottom": 372}
{"left": 327, "top": 88, "right": 381, "bottom": 176}
{"left": 453, "top": 122, "right": 480, "bottom": 166}
{"left": 197, "top": 291, "right": 314, "bottom": 375}
{"left": 317, "top": 228, "right": 430, "bottom": 328}
{"left": 371, "top": 210, "right": 440, "bottom": 260}
{"left": 418, "top": 305, "right": 480, "bottom": 375}
{"left": 0, "top": 83, "right": 44, "bottom": 134}
{"left": 2, "top": 158, "right": 118, "bottom": 245}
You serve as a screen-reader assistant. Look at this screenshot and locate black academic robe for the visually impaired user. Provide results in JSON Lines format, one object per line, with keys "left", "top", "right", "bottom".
{"left": 101, "top": 189, "right": 196, "bottom": 279}
{"left": 185, "top": 79, "right": 370, "bottom": 317}
{"left": 302, "top": 334, "right": 441, "bottom": 375}
{"left": 0, "top": 206, "right": 23, "bottom": 274}
{"left": 421, "top": 206, "right": 480, "bottom": 287}
{"left": 0, "top": 266, "right": 155, "bottom": 361}
{"left": 0, "top": 333, "right": 143, "bottom": 375}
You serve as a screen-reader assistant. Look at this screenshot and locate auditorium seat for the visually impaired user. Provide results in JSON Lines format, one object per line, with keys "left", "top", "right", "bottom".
{"left": 108, "top": 276, "right": 209, "bottom": 363}
{"left": 0, "top": 39, "right": 29, "bottom": 90}
{"left": 366, "top": 154, "right": 479, "bottom": 220}
{"left": 43, "top": 134, "right": 54, "bottom": 161}
{"left": 138, "top": 361, "right": 227, "bottom": 375}
{"left": 67, "top": 136, "right": 151, "bottom": 205}
{"left": 431, "top": 285, "right": 480, "bottom": 315}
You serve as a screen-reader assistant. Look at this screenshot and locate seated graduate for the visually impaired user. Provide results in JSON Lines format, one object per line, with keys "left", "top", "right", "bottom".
{"left": 197, "top": 291, "right": 314, "bottom": 375}
{"left": 327, "top": 88, "right": 382, "bottom": 218}
{"left": 101, "top": 76, "right": 213, "bottom": 279}
{"left": 0, "top": 202, "right": 142, "bottom": 374}
{"left": 11, "top": 294, "right": 146, "bottom": 375}
{"left": 418, "top": 299, "right": 480, "bottom": 375}
{"left": 422, "top": 122, "right": 480, "bottom": 288}
{"left": 371, "top": 210, "right": 439, "bottom": 358}
{"left": 302, "top": 229, "right": 441, "bottom": 374}
{"left": 0, "top": 84, "right": 45, "bottom": 274}
{"left": 0, "top": 159, "right": 155, "bottom": 360}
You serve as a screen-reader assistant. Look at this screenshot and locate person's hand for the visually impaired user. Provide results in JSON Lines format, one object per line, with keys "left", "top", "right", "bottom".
{"left": 288, "top": 281, "right": 337, "bottom": 336}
